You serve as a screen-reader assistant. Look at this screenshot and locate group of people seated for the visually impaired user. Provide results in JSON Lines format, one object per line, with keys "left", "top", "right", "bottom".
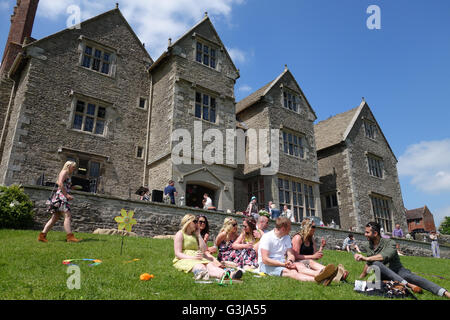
{"left": 173, "top": 211, "right": 349, "bottom": 286}
{"left": 172, "top": 212, "right": 450, "bottom": 299}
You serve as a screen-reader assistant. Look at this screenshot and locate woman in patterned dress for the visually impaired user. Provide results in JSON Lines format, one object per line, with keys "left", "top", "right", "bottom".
{"left": 38, "top": 161, "right": 80, "bottom": 243}
{"left": 215, "top": 217, "right": 242, "bottom": 268}
{"left": 232, "top": 217, "right": 259, "bottom": 269}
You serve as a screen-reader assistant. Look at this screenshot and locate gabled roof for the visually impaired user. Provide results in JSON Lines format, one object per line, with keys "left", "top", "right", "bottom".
{"left": 23, "top": 8, "right": 153, "bottom": 63}
{"left": 406, "top": 206, "right": 427, "bottom": 220}
{"left": 149, "top": 14, "right": 238, "bottom": 74}
{"left": 314, "top": 103, "right": 362, "bottom": 151}
{"left": 314, "top": 101, "right": 397, "bottom": 161}
{"left": 235, "top": 67, "right": 317, "bottom": 119}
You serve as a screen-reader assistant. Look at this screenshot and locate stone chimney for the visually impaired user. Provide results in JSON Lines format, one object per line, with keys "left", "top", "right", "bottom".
{"left": 0, "top": 0, "right": 39, "bottom": 76}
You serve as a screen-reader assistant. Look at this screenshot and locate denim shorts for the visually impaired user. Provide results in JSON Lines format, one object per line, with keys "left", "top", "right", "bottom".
{"left": 259, "top": 263, "right": 285, "bottom": 276}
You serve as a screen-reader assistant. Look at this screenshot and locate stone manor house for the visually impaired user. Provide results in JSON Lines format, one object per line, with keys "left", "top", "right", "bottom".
{"left": 0, "top": 1, "right": 408, "bottom": 232}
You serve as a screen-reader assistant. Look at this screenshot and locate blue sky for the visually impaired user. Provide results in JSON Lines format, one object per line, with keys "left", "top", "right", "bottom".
{"left": 1, "top": 0, "right": 449, "bottom": 227}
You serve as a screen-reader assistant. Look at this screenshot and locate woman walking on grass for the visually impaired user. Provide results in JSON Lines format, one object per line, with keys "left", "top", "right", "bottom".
{"left": 38, "top": 161, "right": 80, "bottom": 243}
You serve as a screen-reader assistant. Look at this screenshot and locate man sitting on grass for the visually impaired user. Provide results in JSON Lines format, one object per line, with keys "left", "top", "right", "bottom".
{"left": 258, "top": 217, "right": 338, "bottom": 286}
{"left": 355, "top": 221, "right": 450, "bottom": 298}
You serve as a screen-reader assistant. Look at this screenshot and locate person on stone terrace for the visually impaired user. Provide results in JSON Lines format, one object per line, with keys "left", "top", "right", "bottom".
{"left": 173, "top": 214, "right": 242, "bottom": 281}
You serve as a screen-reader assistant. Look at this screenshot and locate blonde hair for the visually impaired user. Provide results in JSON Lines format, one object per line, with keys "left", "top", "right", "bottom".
{"left": 219, "top": 217, "right": 237, "bottom": 235}
{"left": 63, "top": 161, "right": 77, "bottom": 171}
{"left": 298, "top": 218, "right": 314, "bottom": 241}
{"left": 180, "top": 214, "right": 196, "bottom": 233}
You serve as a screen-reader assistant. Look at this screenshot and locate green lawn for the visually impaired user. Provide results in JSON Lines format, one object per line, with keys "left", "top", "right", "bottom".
{"left": 0, "top": 229, "right": 449, "bottom": 300}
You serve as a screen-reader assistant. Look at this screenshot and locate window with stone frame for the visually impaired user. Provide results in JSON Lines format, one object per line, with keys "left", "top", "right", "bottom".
{"left": 72, "top": 99, "right": 107, "bottom": 136}
{"left": 136, "top": 146, "right": 144, "bottom": 159}
{"left": 278, "top": 178, "right": 316, "bottom": 222}
{"left": 283, "top": 90, "right": 301, "bottom": 113}
{"left": 81, "top": 43, "right": 114, "bottom": 76}
{"left": 282, "top": 130, "right": 305, "bottom": 159}
{"left": 195, "top": 91, "right": 217, "bottom": 123}
{"left": 196, "top": 41, "right": 217, "bottom": 69}
{"left": 370, "top": 194, "right": 393, "bottom": 233}
{"left": 364, "top": 120, "right": 377, "bottom": 139}
{"left": 247, "top": 177, "right": 265, "bottom": 210}
{"left": 138, "top": 97, "right": 148, "bottom": 110}
{"left": 367, "top": 154, "right": 384, "bottom": 178}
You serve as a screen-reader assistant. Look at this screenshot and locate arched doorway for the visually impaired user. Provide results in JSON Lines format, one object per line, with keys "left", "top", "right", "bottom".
{"left": 186, "top": 183, "right": 216, "bottom": 209}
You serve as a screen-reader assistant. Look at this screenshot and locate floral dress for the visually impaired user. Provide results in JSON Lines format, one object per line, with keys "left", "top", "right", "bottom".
{"left": 218, "top": 237, "right": 258, "bottom": 269}
{"left": 48, "top": 177, "right": 71, "bottom": 214}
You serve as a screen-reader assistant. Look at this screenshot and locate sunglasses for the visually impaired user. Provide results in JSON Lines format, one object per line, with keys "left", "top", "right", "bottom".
{"left": 198, "top": 220, "right": 206, "bottom": 225}
{"left": 311, "top": 226, "right": 316, "bottom": 229}
{"left": 193, "top": 220, "right": 198, "bottom": 224}
{"left": 232, "top": 223, "right": 237, "bottom": 227}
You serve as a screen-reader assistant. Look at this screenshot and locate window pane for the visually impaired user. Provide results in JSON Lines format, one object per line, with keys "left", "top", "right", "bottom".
{"left": 85, "top": 46, "right": 92, "bottom": 55}
{"left": 211, "top": 98, "right": 216, "bottom": 108}
{"left": 293, "top": 193, "right": 297, "bottom": 205}
{"left": 210, "top": 108, "right": 216, "bottom": 123}
{"left": 279, "top": 190, "right": 284, "bottom": 203}
{"left": 195, "top": 104, "right": 201, "bottom": 118}
{"left": 94, "top": 49, "right": 102, "bottom": 58}
{"left": 82, "top": 56, "right": 91, "bottom": 68}
{"left": 87, "top": 104, "right": 96, "bottom": 115}
{"left": 197, "top": 42, "right": 202, "bottom": 51}
{"left": 292, "top": 182, "right": 296, "bottom": 192}
{"left": 92, "top": 59, "right": 100, "bottom": 71}
{"left": 210, "top": 58, "right": 216, "bottom": 68}
{"left": 203, "top": 55, "right": 209, "bottom": 66}
{"left": 196, "top": 52, "right": 202, "bottom": 63}
{"left": 90, "top": 162, "right": 100, "bottom": 177}
{"left": 97, "top": 107, "right": 106, "bottom": 118}
{"left": 139, "top": 98, "right": 146, "bottom": 109}
{"left": 101, "top": 62, "right": 110, "bottom": 74}
{"left": 78, "top": 159, "right": 89, "bottom": 176}
{"left": 284, "top": 180, "right": 289, "bottom": 190}
{"left": 203, "top": 94, "right": 209, "bottom": 106}
{"left": 76, "top": 101, "right": 85, "bottom": 113}
{"left": 103, "top": 53, "right": 110, "bottom": 62}
{"left": 210, "top": 49, "right": 216, "bottom": 57}
{"left": 73, "top": 114, "right": 83, "bottom": 130}
{"left": 203, "top": 45, "right": 209, "bottom": 54}
{"left": 278, "top": 179, "right": 283, "bottom": 189}
{"left": 285, "top": 191, "right": 290, "bottom": 203}
{"left": 84, "top": 117, "right": 94, "bottom": 132}
{"left": 203, "top": 106, "right": 209, "bottom": 121}
{"left": 95, "top": 120, "right": 105, "bottom": 135}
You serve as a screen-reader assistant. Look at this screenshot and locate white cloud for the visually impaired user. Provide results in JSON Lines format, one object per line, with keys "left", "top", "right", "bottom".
{"left": 398, "top": 138, "right": 450, "bottom": 194}
{"left": 237, "top": 84, "right": 252, "bottom": 93}
{"left": 37, "top": 0, "right": 244, "bottom": 58}
{"left": 228, "top": 47, "right": 247, "bottom": 64}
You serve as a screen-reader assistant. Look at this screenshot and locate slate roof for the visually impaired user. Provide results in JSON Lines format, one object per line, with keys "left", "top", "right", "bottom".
{"left": 314, "top": 105, "right": 361, "bottom": 151}
{"left": 235, "top": 80, "right": 274, "bottom": 114}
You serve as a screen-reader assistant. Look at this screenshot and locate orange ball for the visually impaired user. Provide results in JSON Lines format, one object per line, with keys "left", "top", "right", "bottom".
{"left": 140, "top": 273, "right": 152, "bottom": 281}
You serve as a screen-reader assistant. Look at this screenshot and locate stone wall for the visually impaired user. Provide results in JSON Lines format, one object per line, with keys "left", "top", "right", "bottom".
{"left": 24, "top": 185, "right": 449, "bottom": 259}
{"left": 0, "top": 10, "right": 152, "bottom": 199}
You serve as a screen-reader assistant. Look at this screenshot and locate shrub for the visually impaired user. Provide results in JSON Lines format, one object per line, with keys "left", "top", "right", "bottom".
{"left": 0, "top": 185, "right": 34, "bottom": 229}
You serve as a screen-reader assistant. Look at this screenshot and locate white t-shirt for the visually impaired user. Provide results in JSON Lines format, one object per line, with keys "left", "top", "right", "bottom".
{"left": 258, "top": 230, "right": 292, "bottom": 265}
{"left": 203, "top": 197, "right": 212, "bottom": 209}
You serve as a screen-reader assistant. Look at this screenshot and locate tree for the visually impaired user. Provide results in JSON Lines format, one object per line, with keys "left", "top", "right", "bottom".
{"left": 439, "top": 217, "right": 450, "bottom": 235}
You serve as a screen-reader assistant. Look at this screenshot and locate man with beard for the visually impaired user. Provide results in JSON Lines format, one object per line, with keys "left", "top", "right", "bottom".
{"left": 355, "top": 221, "right": 450, "bottom": 298}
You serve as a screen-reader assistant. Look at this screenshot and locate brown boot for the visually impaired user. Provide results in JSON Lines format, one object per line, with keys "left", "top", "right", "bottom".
{"left": 37, "top": 232, "right": 48, "bottom": 243}
{"left": 66, "top": 233, "right": 80, "bottom": 243}
{"left": 407, "top": 283, "right": 423, "bottom": 294}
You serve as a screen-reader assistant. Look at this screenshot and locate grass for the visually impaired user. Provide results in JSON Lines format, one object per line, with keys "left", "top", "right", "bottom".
{"left": 0, "top": 229, "right": 449, "bottom": 300}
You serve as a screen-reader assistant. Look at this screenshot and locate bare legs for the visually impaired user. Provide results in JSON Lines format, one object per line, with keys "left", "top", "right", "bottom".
{"left": 282, "top": 268, "right": 316, "bottom": 282}
{"left": 192, "top": 263, "right": 226, "bottom": 279}
{"left": 42, "top": 211, "right": 72, "bottom": 234}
